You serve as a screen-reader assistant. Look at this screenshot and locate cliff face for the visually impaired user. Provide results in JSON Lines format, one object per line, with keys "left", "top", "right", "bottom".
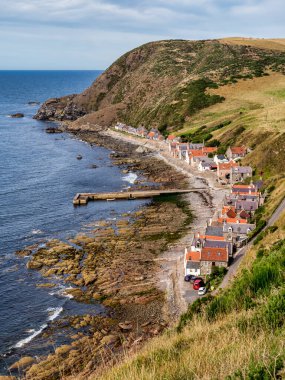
{"left": 34, "top": 39, "right": 285, "bottom": 128}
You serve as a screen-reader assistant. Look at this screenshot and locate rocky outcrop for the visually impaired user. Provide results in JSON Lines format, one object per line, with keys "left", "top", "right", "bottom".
{"left": 9, "top": 356, "right": 35, "bottom": 371}
{"left": 10, "top": 113, "right": 24, "bottom": 118}
{"left": 34, "top": 95, "right": 86, "bottom": 121}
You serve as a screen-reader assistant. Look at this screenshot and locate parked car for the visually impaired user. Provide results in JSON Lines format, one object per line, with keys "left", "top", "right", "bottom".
{"left": 192, "top": 277, "right": 203, "bottom": 282}
{"left": 184, "top": 275, "right": 195, "bottom": 282}
{"left": 193, "top": 279, "right": 205, "bottom": 290}
{"left": 198, "top": 287, "right": 207, "bottom": 296}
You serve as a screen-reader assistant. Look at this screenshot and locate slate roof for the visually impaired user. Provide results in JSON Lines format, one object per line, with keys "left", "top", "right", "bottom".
{"left": 223, "top": 223, "right": 255, "bottom": 234}
{"left": 186, "top": 261, "right": 200, "bottom": 270}
{"left": 232, "top": 166, "right": 252, "bottom": 174}
{"left": 203, "top": 240, "right": 232, "bottom": 249}
{"left": 189, "top": 143, "right": 204, "bottom": 150}
{"left": 205, "top": 226, "right": 224, "bottom": 237}
{"left": 235, "top": 200, "right": 259, "bottom": 211}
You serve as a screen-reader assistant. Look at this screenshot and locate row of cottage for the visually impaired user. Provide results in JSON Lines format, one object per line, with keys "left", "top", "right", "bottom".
{"left": 114, "top": 123, "right": 253, "bottom": 185}
{"left": 168, "top": 141, "right": 252, "bottom": 184}
{"left": 114, "top": 123, "right": 264, "bottom": 278}
{"left": 184, "top": 182, "right": 265, "bottom": 277}
{"left": 114, "top": 123, "right": 165, "bottom": 141}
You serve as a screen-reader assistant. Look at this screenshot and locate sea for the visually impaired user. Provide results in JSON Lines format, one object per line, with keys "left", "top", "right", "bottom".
{"left": 0, "top": 71, "right": 147, "bottom": 373}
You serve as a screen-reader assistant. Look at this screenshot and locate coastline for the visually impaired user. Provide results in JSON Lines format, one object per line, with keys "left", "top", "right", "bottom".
{"left": 8, "top": 126, "right": 196, "bottom": 379}
{"left": 5, "top": 121, "right": 231, "bottom": 379}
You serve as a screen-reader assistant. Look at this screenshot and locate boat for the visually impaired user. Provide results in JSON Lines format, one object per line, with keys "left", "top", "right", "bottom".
{"left": 77, "top": 155, "right": 83, "bottom": 160}
{"left": 106, "top": 198, "right": 116, "bottom": 201}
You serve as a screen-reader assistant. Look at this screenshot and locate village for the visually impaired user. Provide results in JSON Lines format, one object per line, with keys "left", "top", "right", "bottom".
{"left": 114, "top": 122, "right": 266, "bottom": 295}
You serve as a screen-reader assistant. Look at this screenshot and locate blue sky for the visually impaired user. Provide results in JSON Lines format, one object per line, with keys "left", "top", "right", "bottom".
{"left": 0, "top": 0, "right": 284, "bottom": 69}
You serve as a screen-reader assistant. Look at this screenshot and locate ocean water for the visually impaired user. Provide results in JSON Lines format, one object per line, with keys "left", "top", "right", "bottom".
{"left": 0, "top": 71, "right": 147, "bottom": 372}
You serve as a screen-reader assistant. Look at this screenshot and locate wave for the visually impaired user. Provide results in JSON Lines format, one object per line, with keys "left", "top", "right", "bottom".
{"left": 47, "top": 306, "right": 63, "bottom": 321}
{"left": 12, "top": 306, "right": 63, "bottom": 349}
{"left": 122, "top": 172, "right": 138, "bottom": 184}
{"left": 14, "top": 323, "right": 48, "bottom": 348}
{"left": 31, "top": 229, "right": 43, "bottom": 235}
{"left": 49, "top": 286, "right": 74, "bottom": 299}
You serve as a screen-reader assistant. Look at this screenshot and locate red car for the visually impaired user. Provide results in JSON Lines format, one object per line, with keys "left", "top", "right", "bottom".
{"left": 193, "top": 278, "right": 205, "bottom": 290}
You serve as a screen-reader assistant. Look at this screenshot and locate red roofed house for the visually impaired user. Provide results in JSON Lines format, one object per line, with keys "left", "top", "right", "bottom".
{"left": 202, "top": 147, "right": 218, "bottom": 154}
{"left": 200, "top": 247, "right": 229, "bottom": 275}
{"left": 226, "top": 146, "right": 247, "bottom": 160}
{"left": 217, "top": 161, "right": 238, "bottom": 183}
{"left": 147, "top": 131, "right": 155, "bottom": 140}
{"left": 185, "top": 149, "right": 208, "bottom": 165}
{"left": 167, "top": 134, "right": 176, "bottom": 141}
{"left": 184, "top": 248, "right": 201, "bottom": 276}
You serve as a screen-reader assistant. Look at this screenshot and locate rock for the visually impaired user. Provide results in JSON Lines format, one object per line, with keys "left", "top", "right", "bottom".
{"left": 134, "top": 275, "right": 145, "bottom": 281}
{"left": 66, "top": 288, "right": 84, "bottom": 299}
{"left": 15, "top": 249, "right": 32, "bottom": 256}
{"left": 28, "top": 101, "right": 40, "bottom": 105}
{"left": 36, "top": 283, "right": 56, "bottom": 288}
{"left": 135, "top": 146, "right": 149, "bottom": 153}
{"left": 0, "top": 376, "right": 17, "bottom": 380}
{"left": 34, "top": 95, "right": 86, "bottom": 121}
{"left": 132, "top": 336, "right": 143, "bottom": 346}
{"left": 92, "top": 292, "right": 102, "bottom": 300}
{"left": 82, "top": 270, "right": 97, "bottom": 286}
{"left": 45, "top": 127, "right": 63, "bottom": 133}
{"left": 26, "top": 260, "right": 43, "bottom": 270}
{"left": 10, "top": 113, "right": 24, "bottom": 118}
{"left": 101, "top": 334, "right": 119, "bottom": 346}
{"left": 55, "top": 345, "right": 72, "bottom": 356}
{"left": 141, "top": 321, "right": 151, "bottom": 327}
{"left": 90, "top": 164, "right": 98, "bottom": 169}
{"left": 118, "top": 322, "right": 133, "bottom": 331}
{"left": 9, "top": 356, "right": 35, "bottom": 371}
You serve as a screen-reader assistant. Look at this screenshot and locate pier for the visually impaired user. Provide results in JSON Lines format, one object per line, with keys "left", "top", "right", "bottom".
{"left": 73, "top": 189, "right": 205, "bottom": 205}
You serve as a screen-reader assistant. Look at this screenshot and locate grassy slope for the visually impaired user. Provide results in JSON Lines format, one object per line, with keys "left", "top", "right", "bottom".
{"left": 219, "top": 37, "right": 285, "bottom": 52}
{"left": 176, "top": 72, "right": 285, "bottom": 180}
{"left": 96, "top": 209, "right": 285, "bottom": 380}
{"left": 92, "top": 41, "right": 285, "bottom": 377}
{"left": 66, "top": 39, "right": 285, "bottom": 130}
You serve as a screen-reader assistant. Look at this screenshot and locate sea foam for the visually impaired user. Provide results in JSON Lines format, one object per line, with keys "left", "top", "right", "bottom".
{"left": 122, "top": 172, "right": 137, "bottom": 184}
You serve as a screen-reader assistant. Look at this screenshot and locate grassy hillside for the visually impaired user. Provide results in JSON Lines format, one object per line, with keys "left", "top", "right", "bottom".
{"left": 220, "top": 37, "right": 285, "bottom": 52}
{"left": 96, "top": 211, "right": 285, "bottom": 380}
{"left": 176, "top": 72, "right": 285, "bottom": 177}
{"left": 35, "top": 38, "right": 285, "bottom": 178}
{"left": 36, "top": 39, "right": 285, "bottom": 130}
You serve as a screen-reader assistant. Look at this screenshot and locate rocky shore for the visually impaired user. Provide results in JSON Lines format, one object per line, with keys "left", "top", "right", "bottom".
{"left": 10, "top": 127, "right": 194, "bottom": 380}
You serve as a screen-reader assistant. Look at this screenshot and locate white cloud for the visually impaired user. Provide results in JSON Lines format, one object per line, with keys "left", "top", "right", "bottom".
{"left": 0, "top": 0, "right": 284, "bottom": 69}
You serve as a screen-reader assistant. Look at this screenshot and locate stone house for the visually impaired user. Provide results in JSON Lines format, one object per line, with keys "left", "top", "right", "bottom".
{"left": 184, "top": 247, "right": 201, "bottom": 276}
{"left": 200, "top": 247, "right": 229, "bottom": 275}
{"left": 217, "top": 161, "right": 238, "bottom": 183}
{"left": 230, "top": 166, "right": 253, "bottom": 183}
{"left": 226, "top": 146, "right": 247, "bottom": 160}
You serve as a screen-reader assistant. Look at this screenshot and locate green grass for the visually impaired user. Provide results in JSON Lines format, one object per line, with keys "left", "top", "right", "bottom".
{"left": 267, "top": 88, "right": 285, "bottom": 99}
{"left": 179, "top": 240, "right": 285, "bottom": 325}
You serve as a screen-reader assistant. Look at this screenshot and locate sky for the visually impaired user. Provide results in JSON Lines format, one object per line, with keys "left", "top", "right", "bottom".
{"left": 0, "top": 0, "right": 284, "bottom": 70}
